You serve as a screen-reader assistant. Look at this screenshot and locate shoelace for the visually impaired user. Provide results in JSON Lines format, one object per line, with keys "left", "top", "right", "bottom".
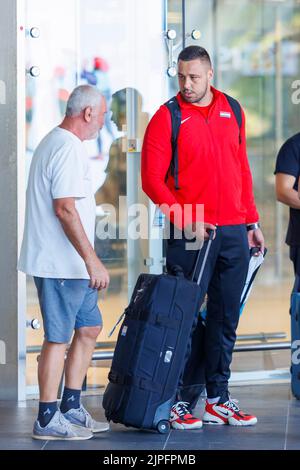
{"left": 228, "top": 394, "right": 239, "bottom": 404}
{"left": 222, "top": 400, "right": 240, "bottom": 413}
{"left": 173, "top": 401, "right": 190, "bottom": 418}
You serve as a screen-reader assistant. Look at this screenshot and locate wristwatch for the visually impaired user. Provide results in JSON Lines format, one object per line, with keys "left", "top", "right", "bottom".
{"left": 246, "top": 222, "right": 260, "bottom": 231}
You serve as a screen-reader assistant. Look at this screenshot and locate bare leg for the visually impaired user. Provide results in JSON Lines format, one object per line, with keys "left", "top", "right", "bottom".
{"left": 64, "top": 326, "right": 101, "bottom": 389}
{"left": 38, "top": 340, "right": 68, "bottom": 402}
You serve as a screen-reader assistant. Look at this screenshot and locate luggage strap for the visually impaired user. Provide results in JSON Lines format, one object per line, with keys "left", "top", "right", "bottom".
{"left": 109, "top": 311, "right": 180, "bottom": 338}
{"left": 119, "top": 311, "right": 181, "bottom": 330}
{"left": 154, "top": 314, "right": 180, "bottom": 329}
{"left": 131, "top": 313, "right": 180, "bottom": 329}
{"left": 109, "top": 371, "right": 161, "bottom": 393}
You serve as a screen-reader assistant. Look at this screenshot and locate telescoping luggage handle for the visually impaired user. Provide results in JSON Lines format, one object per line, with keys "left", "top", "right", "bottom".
{"left": 191, "top": 229, "right": 215, "bottom": 286}
{"left": 108, "top": 229, "right": 215, "bottom": 338}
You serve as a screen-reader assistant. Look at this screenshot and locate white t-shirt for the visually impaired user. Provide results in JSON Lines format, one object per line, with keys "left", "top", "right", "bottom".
{"left": 18, "top": 127, "right": 96, "bottom": 279}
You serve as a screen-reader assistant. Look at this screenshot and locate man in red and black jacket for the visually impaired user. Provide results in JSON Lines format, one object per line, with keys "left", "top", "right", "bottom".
{"left": 142, "top": 46, "right": 265, "bottom": 430}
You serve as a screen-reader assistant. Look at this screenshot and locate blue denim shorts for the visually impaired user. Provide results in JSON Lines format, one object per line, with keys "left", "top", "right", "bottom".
{"left": 34, "top": 277, "right": 103, "bottom": 344}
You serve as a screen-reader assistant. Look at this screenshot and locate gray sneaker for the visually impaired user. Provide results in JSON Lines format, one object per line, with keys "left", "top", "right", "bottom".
{"left": 32, "top": 410, "right": 93, "bottom": 440}
{"left": 63, "top": 405, "right": 110, "bottom": 433}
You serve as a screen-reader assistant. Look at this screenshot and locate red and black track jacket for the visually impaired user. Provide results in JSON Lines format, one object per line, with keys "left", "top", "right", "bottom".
{"left": 141, "top": 87, "right": 259, "bottom": 229}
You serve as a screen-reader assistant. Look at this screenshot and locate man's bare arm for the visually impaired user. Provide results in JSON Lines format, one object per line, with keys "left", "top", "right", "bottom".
{"left": 275, "top": 173, "right": 300, "bottom": 210}
{"left": 53, "top": 197, "right": 109, "bottom": 290}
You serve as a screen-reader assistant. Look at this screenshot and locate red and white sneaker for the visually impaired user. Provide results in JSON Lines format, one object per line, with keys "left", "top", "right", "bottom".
{"left": 203, "top": 399, "right": 257, "bottom": 426}
{"left": 170, "top": 401, "right": 203, "bottom": 430}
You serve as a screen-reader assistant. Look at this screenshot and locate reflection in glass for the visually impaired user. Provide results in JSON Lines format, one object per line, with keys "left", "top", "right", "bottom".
{"left": 25, "top": 0, "right": 166, "bottom": 394}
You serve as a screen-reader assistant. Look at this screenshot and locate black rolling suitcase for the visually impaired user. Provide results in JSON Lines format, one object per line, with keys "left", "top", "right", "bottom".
{"left": 291, "top": 275, "right": 300, "bottom": 399}
{"left": 103, "top": 232, "right": 214, "bottom": 433}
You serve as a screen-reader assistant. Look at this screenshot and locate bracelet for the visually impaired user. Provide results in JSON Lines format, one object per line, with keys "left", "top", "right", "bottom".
{"left": 247, "top": 222, "right": 260, "bottom": 231}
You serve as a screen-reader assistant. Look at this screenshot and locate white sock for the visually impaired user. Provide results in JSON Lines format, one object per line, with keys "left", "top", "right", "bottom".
{"left": 207, "top": 397, "right": 220, "bottom": 404}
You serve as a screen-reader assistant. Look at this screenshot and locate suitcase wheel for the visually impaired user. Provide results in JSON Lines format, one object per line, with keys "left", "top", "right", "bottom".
{"left": 157, "top": 420, "right": 170, "bottom": 434}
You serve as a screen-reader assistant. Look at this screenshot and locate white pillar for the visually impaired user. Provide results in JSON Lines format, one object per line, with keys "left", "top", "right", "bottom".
{"left": 0, "top": 0, "right": 26, "bottom": 400}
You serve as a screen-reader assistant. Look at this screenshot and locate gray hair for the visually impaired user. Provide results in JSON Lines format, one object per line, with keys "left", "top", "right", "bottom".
{"left": 66, "top": 85, "right": 103, "bottom": 117}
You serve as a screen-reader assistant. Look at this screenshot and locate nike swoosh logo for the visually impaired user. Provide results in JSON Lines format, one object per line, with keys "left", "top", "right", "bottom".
{"left": 181, "top": 117, "right": 191, "bottom": 124}
{"left": 68, "top": 416, "right": 84, "bottom": 426}
{"left": 217, "top": 410, "right": 230, "bottom": 417}
{"left": 53, "top": 430, "right": 69, "bottom": 437}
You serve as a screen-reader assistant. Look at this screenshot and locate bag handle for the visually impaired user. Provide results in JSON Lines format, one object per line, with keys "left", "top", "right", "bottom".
{"left": 191, "top": 229, "right": 215, "bottom": 286}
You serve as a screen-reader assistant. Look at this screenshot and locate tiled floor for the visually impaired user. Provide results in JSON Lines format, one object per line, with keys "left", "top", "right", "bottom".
{"left": 1, "top": 383, "right": 300, "bottom": 451}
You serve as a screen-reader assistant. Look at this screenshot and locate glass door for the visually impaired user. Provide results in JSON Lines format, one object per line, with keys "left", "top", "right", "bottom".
{"left": 77, "top": 0, "right": 167, "bottom": 390}
{"left": 25, "top": 0, "right": 78, "bottom": 396}
{"left": 169, "top": 0, "right": 300, "bottom": 376}
{"left": 25, "top": 0, "right": 168, "bottom": 396}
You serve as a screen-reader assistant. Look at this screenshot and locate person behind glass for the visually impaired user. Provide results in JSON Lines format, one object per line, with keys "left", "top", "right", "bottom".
{"left": 18, "top": 85, "right": 110, "bottom": 440}
{"left": 141, "top": 46, "right": 265, "bottom": 430}
{"left": 81, "top": 57, "right": 115, "bottom": 157}
{"left": 275, "top": 134, "right": 300, "bottom": 292}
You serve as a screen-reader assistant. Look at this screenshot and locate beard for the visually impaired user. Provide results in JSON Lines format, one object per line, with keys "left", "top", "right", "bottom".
{"left": 181, "top": 82, "right": 209, "bottom": 104}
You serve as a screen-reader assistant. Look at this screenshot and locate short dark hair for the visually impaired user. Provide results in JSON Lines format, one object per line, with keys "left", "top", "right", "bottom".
{"left": 178, "top": 46, "right": 212, "bottom": 67}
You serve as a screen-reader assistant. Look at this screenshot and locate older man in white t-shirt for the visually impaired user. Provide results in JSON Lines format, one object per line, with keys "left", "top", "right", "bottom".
{"left": 18, "top": 85, "right": 110, "bottom": 441}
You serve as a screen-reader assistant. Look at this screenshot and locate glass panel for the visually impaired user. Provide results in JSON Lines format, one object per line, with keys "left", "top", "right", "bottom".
{"left": 167, "top": 0, "right": 184, "bottom": 95}
{"left": 25, "top": 0, "right": 167, "bottom": 394}
{"left": 78, "top": 0, "right": 167, "bottom": 391}
{"left": 184, "top": 0, "right": 300, "bottom": 372}
{"left": 25, "top": 0, "right": 77, "bottom": 395}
